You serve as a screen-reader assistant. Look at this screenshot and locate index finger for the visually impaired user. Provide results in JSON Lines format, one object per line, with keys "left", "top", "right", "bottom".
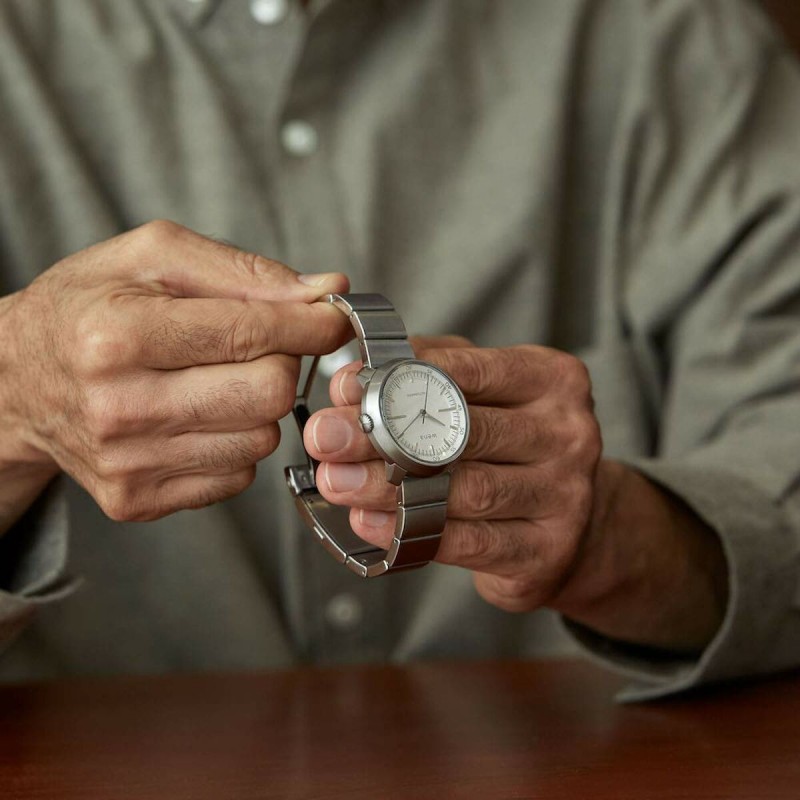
{"left": 124, "top": 220, "right": 350, "bottom": 303}
{"left": 129, "top": 296, "right": 353, "bottom": 369}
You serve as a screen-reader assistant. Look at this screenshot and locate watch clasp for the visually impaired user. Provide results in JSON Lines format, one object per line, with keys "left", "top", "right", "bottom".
{"left": 287, "top": 355, "right": 320, "bottom": 494}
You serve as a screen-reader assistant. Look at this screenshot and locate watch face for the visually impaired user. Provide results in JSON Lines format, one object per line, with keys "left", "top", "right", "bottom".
{"left": 379, "top": 361, "right": 468, "bottom": 465}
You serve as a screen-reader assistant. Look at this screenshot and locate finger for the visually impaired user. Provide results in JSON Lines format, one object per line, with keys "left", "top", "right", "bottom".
{"left": 423, "top": 345, "right": 585, "bottom": 405}
{"left": 463, "top": 405, "right": 561, "bottom": 463}
{"left": 410, "top": 334, "right": 474, "bottom": 353}
{"left": 330, "top": 361, "right": 364, "bottom": 407}
{"left": 158, "top": 355, "right": 299, "bottom": 433}
{"left": 112, "top": 467, "right": 258, "bottom": 522}
{"left": 119, "top": 295, "right": 351, "bottom": 369}
{"left": 347, "top": 509, "right": 537, "bottom": 578}
{"left": 304, "top": 406, "right": 376, "bottom": 462}
{"left": 349, "top": 506, "right": 396, "bottom": 550}
{"left": 318, "top": 459, "right": 545, "bottom": 522}
{"left": 164, "top": 425, "right": 281, "bottom": 476}
{"left": 472, "top": 570, "right": 560, "bottom": 613}
{"left": 307, "top": 404, "right": 559, "bottom": 465}
{"left": 125, "top": 220, "right": 349, "bottom": 302}
{"left": 316, "top": 460, "right": 394, "bottom": 509}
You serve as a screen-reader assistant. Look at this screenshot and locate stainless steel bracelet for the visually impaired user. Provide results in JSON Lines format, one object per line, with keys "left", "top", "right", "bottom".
{"left": 285, "top": 293, "right": 450, "bottom": 578}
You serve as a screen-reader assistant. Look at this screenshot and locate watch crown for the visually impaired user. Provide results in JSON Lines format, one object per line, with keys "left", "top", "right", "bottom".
{"left": 358, "top": 413, "right": 374, "bottom": 433}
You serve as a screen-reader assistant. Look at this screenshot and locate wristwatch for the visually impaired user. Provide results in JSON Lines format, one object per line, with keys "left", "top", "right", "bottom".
{"left": 285, "top": 293, "right": 470, "bottom": 577}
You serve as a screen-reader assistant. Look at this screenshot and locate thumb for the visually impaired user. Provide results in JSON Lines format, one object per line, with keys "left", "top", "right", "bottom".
{"left": 130, "top": 220, "right": 349, "bottom": 302}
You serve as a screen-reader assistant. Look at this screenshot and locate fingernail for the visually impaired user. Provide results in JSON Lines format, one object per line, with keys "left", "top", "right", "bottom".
{"left": 298, "top": 272, "right": 338, "bottom": 287}
{"left": 337, "top": 371, "right": 362, "bottom": 405}
{"left": 325, "top": 463, "right": 367, "bottom": 493}
{"left": 312, "top": 415, "right": 351, "bottom": 454}
{"left": 359, "top": 509, "right": 391, "bottom": 528}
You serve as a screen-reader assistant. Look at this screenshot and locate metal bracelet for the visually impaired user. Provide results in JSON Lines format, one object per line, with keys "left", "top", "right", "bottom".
{"left": 285, "top": 293, "right": 449, "bottom": 577}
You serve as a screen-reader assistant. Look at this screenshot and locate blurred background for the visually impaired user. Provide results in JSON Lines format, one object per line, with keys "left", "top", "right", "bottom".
{"left": 763, "top": 0, "right": 800, "bottom": 50}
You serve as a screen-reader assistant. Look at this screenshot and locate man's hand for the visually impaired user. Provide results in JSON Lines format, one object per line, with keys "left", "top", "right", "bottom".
{"left": 0, "top": 220, "right": 349, "bottom": 528}
{"left": 304, "top": 337, "right": 728, "bottom": 653}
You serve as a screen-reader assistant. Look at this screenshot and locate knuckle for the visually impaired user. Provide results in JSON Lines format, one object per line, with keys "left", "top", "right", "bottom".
{"left": 95, "top": 480, "right": 140, "bottom": 522}
{"left": 487, "top": 575, "right": 541, "bottom": 610}
{"left": 135, "top": 219, "right": 184, "bottom": 250}
{"left": 200, "top": 437, "right": 252, "bottom": 471}
{"left": 231, "top": 249, "right": 283, "bottom": 280}
{"left": 448, "top": 348, "right": 491, "bottom": 394}
{"left": 189, "top": 468, "right": 257, "bottom": 510}
{"left": 182, "top": 387, "right": 216, "bottom": 423}
{"left": 213, "top": 379, "right": 258, "bottom": 421}
{"left": 195, "top": 379, "right": 262, "bottom": 425}
{"left": 442, "top": 520, "right": 497, "bottom": 567}
{"left": 472, "top": 409, "right": 512, "bottom": 457}
{"left": 84, "top": 388, "right": 133, "bottom": 442}
{"left": 230, "top": 466, "right": 258, "bottom": 494}
{"left": 75, "top": 320, "right": 133, "bottom": 377}
{"left": 252, "top": 424, "right": 281, "bottom": 460}
{"left": 460, "top": 466, "right": 500, "bottom": 517}
{"left": 570, "top": 474, "right": 595, "bottom": 518}
{"left": 225, "top": 309, "right": 270, "bottom": 362}
{"left": 260, "top": 359, "right": 298, "bottom": 420}
{"left": 557, "top": 353, "right": 592, "bottom": 396}
{"left": 565, "top": 412, "right": 603, "bottom": 465}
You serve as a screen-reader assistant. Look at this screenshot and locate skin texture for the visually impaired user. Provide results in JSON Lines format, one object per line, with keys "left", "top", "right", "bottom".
{"left": 305, "top": 336, "right": 729, "bottom": 653}
{"left": 0, "top": 220, "right": 349, "bottom": 532}
{"left": 0, "top": 225, "right": 725, "bottom": 655}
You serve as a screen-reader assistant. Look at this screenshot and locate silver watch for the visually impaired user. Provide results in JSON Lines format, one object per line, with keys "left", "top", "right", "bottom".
{"left": 285, "top": 293, "right": 470, "bottom": 578}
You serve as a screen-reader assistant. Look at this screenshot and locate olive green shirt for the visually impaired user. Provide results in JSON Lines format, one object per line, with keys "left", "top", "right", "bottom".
{"left": 1, "top": 0, "right": 799, "bottom": 701}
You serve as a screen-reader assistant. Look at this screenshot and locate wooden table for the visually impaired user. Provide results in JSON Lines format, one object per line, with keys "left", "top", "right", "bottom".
{"left": 1, "top": 659, "right": 798, "bottom": 799}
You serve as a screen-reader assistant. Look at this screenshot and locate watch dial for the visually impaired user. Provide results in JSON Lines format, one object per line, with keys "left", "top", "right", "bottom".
{"left": 380, "top": 361, "right": 468, "bottom": 464}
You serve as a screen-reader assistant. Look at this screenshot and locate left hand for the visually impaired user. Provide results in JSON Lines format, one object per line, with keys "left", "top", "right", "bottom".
{"left": 304, "top": 336, "right": 603, "bottom": 612}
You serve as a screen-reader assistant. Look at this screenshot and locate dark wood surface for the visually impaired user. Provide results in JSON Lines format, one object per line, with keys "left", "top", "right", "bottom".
{"left": 1, "top": 660, "right": 799, "bottom": 799}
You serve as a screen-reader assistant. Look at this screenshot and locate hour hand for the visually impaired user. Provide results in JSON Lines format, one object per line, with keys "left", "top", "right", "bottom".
{"left": 426, "top": 414, "right": 447, "bottom": 428}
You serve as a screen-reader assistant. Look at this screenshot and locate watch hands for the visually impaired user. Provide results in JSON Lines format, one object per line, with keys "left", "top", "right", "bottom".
{"left": 421, "top": 375, "right": 431, "bottom": 424}
{"left": 426, "top": 413, "right": 447, "bottom": 428}
{"left": 398, "top": 410, "right": 423, "bottom": 438}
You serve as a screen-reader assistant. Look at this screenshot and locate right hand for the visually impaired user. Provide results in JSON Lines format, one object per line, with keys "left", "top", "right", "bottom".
{"left": 0, "top": 220, "right": 349, "bottom": 522}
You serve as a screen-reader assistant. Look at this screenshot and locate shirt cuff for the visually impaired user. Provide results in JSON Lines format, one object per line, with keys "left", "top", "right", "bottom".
{"left": 0, "top": 478, "right": 80, "bottom": 652}
{"left": 562, "top": 459, "right": 797, "bottom": 702}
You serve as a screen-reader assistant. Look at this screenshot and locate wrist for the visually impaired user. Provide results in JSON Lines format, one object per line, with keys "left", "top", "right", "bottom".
{"left": 550, "top": 459, "right": 728, "bottom": 652}
{"left": 549, "top": 459, "right": 633, "bottom": 617}
{"left": 0, "top": 293, "right": 59, "bottom": 534}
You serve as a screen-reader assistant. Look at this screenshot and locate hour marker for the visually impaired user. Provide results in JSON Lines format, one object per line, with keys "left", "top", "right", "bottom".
{"left": 449, "top": 424, "right": 458, "bottom": 430}
{"left": 438, "top": 407, "right": 455, "bottom": 412}
{"left": 387, "top": 415, "right": 408, "bottom": 420}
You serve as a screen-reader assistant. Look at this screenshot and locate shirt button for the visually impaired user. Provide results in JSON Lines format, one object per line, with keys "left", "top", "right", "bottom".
{"left": 281, "top": 120, "right": 319, "bottom": 157}
{"left": 325, "top": 593, "right": 363, "bottom": 631}
{"left": 250, "top": 0, "right": 288, "bottom": 26}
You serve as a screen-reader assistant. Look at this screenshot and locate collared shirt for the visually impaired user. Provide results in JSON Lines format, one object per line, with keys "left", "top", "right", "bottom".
{"left": 0, "top": 0, "right": 799, "bottom": 700}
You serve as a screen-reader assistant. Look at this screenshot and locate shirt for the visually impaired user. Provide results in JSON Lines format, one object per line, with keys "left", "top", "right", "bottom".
{"left": 0, "top": 0, "right": 799, "bottom": 701}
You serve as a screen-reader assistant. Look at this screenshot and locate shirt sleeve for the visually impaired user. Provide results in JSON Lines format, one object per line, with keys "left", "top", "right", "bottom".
{"left": 0, "top": 478, "right": 79, "bottom": 654}
{"left": 563, "top": 0, "right": 800, "bottom": 700}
